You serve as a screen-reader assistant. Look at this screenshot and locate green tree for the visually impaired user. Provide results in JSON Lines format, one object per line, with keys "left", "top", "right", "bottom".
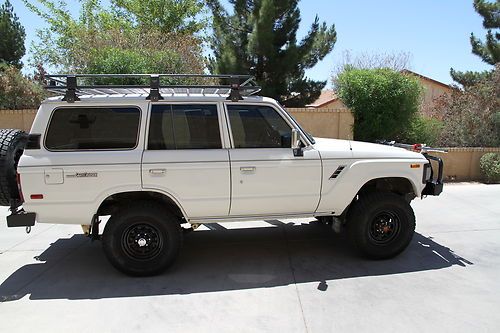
{"left": 23, "top": 0, "right": 206, "bottom": 76}
{"left": 451, "top": 0, "right": 499, "bottom": 87}
{"left": 112, "top": 0, "right": 205, "bottom": 34}
{"left": 470, "top": 0, "right": 500, "bottom": 64}
{"left": 207, "top": 0, "right": 337, "bottom": 107}
{"left": 0, "top": 0, "right": 26, "bottom": 68}
{"left": 435, "top": 65, "right": 500, "bottom": 147}
{"left": 336, "top": 68, "right": 423, "bottom": 142}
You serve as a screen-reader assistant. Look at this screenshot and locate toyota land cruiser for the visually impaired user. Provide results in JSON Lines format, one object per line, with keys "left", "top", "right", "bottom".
{"left": 0, "top": 74, "right": 444, "bottom": 276}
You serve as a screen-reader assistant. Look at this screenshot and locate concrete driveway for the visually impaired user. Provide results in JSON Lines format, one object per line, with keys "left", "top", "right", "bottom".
{"left": 0, "top": 183, "right": 499, "bottom": 332}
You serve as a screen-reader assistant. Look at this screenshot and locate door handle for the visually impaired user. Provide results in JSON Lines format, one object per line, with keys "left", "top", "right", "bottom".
{"left": 240, "top": 166, "right": 256, "bottom": 173}
{"left": 149, "top": 168, "right": 166, "bottom": 175}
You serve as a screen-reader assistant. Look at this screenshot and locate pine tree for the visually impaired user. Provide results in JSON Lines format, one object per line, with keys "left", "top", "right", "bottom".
{"left": 0, "top": 0, "right": 26, "bottom": 68}
{"left": 471, "top": 0, "right": 500, "bottom": 64}
{"left": 207, "top": 0, "right": 336, "bottom": 107}
{"left": 451, "top": 0, "right": 499, "bottom": 87}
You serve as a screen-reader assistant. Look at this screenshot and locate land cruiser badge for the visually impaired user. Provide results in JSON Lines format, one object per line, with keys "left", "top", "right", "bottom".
{"left": 66, "top": 172, "right": 98, "bottom": 178}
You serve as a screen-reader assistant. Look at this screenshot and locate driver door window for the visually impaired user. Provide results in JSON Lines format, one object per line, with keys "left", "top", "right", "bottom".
{"left": 225, "top": 104, "right": 321, "bottom": 216}
{"left": 227, "top": 105, "right": 292, "bottom": 148}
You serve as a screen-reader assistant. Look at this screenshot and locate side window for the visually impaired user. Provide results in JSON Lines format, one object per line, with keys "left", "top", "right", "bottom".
{"left": 45, "top": 107, "right": 140, "bottom": 150}
{"left": 148, "top": 104, "right": 221, "bottom": 150}
{"left": 227, "top": 105, "right": 292, "bottom": 148}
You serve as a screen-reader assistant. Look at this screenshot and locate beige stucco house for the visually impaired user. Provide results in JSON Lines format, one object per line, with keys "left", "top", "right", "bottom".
{"left": 306, "top": 70, "right": 454, "bottom": 112}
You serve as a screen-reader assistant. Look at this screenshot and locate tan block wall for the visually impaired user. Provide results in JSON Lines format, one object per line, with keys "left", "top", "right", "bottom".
{"left": 433, "top": 147, "right": 500, "bottom": 182}
{"left": 287, "top": 108, "right": 354, "bottom": 140}
{"left": 1, "top": 108, "right": 498, "bottom": 182}
{"left": 1, "top": 108, "right": 355, "bottom": 140}
{"left": 0, "top": 109, "right": 37, "bottom": 132}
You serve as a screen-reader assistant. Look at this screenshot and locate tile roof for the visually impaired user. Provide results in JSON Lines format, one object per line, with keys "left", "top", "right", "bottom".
{"left": 306, "top": 89, "right": 338, "bottom": 107}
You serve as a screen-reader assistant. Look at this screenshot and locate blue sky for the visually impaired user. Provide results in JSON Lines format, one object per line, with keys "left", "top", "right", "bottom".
{"left": 9, "top": 0, "right": 494, "bottom": 86}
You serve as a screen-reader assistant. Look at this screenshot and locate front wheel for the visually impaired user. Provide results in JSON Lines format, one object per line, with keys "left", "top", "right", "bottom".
{"left": 347, "top": 192, "right": 415, "bottom": 259}
{"left": 102, "top": 202, "right": 183, "bottom": 276}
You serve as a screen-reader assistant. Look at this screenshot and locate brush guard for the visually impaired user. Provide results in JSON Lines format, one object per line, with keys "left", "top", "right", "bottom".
{"left": 377, "top": 140, "right": 446, "bottom": 196}
{"left": 422, "top": 154, "right": 444, "bottom": 196}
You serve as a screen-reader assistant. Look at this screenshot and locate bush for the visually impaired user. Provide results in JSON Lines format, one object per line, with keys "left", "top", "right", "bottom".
{"left": 432, "top": 65, "right": 500, "bottom": 147}
{"left": 404, "top": 115, "right": 443, "bottom": 146}
{"left": 0, "top": 66, "right": 45, "bottom": 109}
{"left": 336, "top": 68, "right": 422, "bottom": 142}
{"left": 480, "top": 153, "right": 500, "bottom": 183}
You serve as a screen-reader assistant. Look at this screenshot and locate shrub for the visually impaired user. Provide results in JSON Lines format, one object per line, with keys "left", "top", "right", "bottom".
{"left": 432, "top": 65, "right": 500, "bottom": 147}
{"left": 336, "top": 68, "right": 422, "bottom": 142}
{"left": 480, "top": 153, "right": 500, "bottom": 183}
{"left": 0, "top": 66, "right": 46, "bottom": 109}
{"left": 404, "top": 115, "right": 443, "bottom": 146}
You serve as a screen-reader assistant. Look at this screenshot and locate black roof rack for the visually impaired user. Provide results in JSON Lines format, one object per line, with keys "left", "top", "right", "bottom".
{"left": 44, "top": 73, "right": 261, "bottom": 103}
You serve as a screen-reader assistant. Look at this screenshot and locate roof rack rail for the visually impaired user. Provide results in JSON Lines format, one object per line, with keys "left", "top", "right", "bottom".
{"left": 44, "top": 73, "right": 261, "bottom": 103}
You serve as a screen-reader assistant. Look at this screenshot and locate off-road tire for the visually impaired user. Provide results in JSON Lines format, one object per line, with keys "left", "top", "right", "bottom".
{"left": 102, "top": 202, "right": 183, "bottom": 276}
{"left": 0, "top": 129, "right": 27, "bottom": 206}
{"left": 347, "top": 192, "right": 415, "bottom": 259}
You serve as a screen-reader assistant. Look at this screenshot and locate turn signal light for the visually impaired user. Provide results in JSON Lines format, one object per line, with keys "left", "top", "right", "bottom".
{"left": 30, "top": 194, "right": 44, "bottom": 200}
{"left": 410, "top": 164, "right": 421, "bottom": 169}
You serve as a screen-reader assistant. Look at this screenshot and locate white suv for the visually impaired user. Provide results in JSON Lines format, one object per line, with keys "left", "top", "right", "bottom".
{"left": 0, "top": 74, "right": 444, "bottom": 276}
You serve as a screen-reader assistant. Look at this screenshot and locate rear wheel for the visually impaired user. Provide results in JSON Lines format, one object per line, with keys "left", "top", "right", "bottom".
{"left": 347, "top": 192, "right": 415, "bottom": 259}
{"left": 102, "top": 202, "right": 183, "bottom": 276}
{"left": 0, "top": 129, "right": 27, "bottom": 206}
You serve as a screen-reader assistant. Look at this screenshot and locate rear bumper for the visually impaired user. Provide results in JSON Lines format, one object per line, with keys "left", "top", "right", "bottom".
{"left": 7, "top": 211, "right": 36, "bottom": 228}
{"left": 422, "top": 154, "right": 444, "bottom": 196}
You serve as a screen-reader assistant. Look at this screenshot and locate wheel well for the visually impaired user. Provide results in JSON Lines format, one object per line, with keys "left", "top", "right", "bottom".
{"left": 357, "top": 177, "right": 415, "bottom": 198}
{"left": 337, "top": 177, "right": 416, "bottom": 226}
{"left": 96, "top": 191, "right": 185, "bottom": 222}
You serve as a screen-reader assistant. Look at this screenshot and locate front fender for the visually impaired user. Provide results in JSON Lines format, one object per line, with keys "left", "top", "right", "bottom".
{"left": 316, "top": 159, "right": 426, "bottom": 215}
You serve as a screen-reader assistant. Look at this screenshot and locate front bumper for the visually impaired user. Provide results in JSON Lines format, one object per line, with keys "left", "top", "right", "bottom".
{"left": 7, "top": 211, "right": 36, "bottom": 228}
{"left": 422, "top": 154, "right": 444, "bottom": 196}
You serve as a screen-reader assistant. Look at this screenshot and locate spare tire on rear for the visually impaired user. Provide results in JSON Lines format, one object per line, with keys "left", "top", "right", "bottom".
{"left": 0, "top": 129, "right": 27, "bottom": 206}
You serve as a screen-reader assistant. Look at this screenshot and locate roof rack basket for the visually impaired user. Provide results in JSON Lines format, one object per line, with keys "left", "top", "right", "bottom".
{"left": 44, "top": 73, "right": 261, "bottom": 103}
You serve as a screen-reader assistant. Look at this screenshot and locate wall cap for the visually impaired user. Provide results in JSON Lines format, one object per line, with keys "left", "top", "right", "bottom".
{"left": 0, "top": 109, "right": 37, "bottom": 114}
{"left": 287, "top": 107, "right": 351, "bottom": 113}
{"left": 438, "top": 147, "right": 500, "bottom": 152}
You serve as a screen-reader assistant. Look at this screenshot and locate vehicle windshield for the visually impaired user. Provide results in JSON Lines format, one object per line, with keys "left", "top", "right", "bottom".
{"left": 297, "top": 122, "right": 316, "bottom": 144}
{"left": 277, "top": 102, "right": 316, "bottom": 144}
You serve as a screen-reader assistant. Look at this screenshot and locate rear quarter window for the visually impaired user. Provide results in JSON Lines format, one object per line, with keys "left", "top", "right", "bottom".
{"left": 45, "top": 107, "right": 141, "bottom": 150}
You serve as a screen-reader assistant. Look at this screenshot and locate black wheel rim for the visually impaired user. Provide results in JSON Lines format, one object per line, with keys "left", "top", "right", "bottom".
{"left": 121, "top": 223, "right": 164, "bottom": 261}
{"left": 368, "top": 210, "right": 401, "bottom": 245}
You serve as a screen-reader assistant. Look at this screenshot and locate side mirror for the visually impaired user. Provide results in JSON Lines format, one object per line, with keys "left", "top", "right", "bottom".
{"left": 291, "top": 129, "right": 303, "bottom": 157}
